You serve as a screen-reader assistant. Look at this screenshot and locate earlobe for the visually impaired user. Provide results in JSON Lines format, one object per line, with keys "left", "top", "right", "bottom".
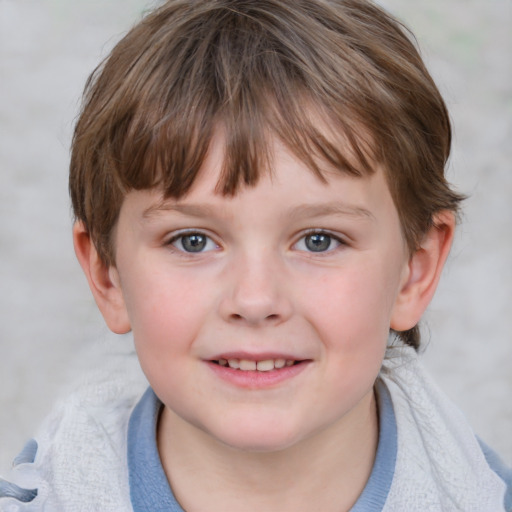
{"left": 390, "top": 211, "right": 455, "bottom": 332}
{"left": 72, "top": 222, "right": 131, "bottom": 334}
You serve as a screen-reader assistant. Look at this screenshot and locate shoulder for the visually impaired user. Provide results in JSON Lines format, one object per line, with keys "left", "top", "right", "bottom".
{"left": 0, "top": 348, "right": 148, "bottom": 512}
{"left": 380, "top": 345, "right": 510, "bottom": 511}
{"left": 479, "top": 439, "right": 512, "bottom": 512}
{"left": 0, "top": 439, "right": 39, "bottom": 510}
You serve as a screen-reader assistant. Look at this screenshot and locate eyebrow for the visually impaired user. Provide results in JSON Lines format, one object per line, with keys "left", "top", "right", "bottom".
{"left": 287, "top": 202, "right": 376, "bottom": 222}
{"left": 142, "top": 200, "right": 375, "bottom": 222}
{"left": 142, "top": 202, "right": 219, "bottom": 220}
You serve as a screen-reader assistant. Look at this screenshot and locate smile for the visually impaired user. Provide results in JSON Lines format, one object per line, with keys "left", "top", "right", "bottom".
{"left": 214, "top": 358, "right": 297, "bottom": 371}
{"left": 207, "top": 353, "right": 311, "bottom": 388}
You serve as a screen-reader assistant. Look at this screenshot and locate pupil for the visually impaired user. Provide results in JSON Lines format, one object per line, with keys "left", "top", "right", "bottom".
{"left": 182, "top": 234, "right": 206, "bottom": 252}
{"left": 305, "top": 233, "right": 331, "bottom": 252}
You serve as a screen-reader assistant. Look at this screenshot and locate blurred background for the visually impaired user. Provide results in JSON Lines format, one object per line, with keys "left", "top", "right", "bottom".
{"left": 0, "top": 0, "right": 511, "bottom": 472}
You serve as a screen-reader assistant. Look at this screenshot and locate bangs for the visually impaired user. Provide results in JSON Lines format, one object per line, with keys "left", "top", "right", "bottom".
{"left": 121, "top": 93, "right": 375, "bottom": 200}
{"left": 97, "top": 1, "right": 378, "bottom": 201}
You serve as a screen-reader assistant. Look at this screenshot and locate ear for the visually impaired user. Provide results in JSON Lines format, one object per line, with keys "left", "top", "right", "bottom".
{"left": 390, "top": 211, "right": 455, "bottom": 331}
{"left": 72, "top": 222, "right": 131, "bottom": 334}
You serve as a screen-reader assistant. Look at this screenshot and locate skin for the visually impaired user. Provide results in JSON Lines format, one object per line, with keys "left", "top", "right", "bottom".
{"left": 74, "top": 136, "right": 455, "bottom": 511}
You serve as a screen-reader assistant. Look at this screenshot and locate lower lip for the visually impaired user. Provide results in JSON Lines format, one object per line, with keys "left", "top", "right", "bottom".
{"left": 206, "top": 361, "right": 310, "bottom": 389}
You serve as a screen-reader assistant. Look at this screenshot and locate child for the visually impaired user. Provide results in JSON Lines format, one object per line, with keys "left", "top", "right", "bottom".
{"left": 1, "top": 0, "right": 510, "bottom": 510}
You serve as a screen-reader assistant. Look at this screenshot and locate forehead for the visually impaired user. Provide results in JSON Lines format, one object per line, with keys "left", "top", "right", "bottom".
{"left": 162, "top": 123, "right": 377, "bottom": 198}
{"left": 134, "top": 134, "right": 397, "bottom": 231}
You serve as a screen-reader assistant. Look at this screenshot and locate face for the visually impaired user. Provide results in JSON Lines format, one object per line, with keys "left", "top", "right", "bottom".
{"left": 111, "top": 136, "right": 410, "bottom": 452}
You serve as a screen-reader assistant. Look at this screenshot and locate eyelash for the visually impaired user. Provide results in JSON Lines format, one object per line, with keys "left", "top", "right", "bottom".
{"left": 166, "top": 230, "right": 219, "bottom": 255}
{"left": 294, "top": 230, "right": 346, "bottom": 254}
{"left": 166, "top": 229, "right": 347, "bottom": 256}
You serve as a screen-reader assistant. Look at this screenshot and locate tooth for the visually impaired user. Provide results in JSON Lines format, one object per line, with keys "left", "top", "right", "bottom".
{"left": 228, "top": 359, "right": 240, "bottom": 369}
{"left": 256, "top": 360, "right": 274, "bottom": 372}
{"left": 274, "top": 359, "right": 286, "bottom": 369}
{"left": 239, "top": 359, "right": 257, "bottom": 371}
{"left": 218, "top": 359, "right": 228, "bottom": 367}
{"left": 285, "top": 360, "right": 294, "bottom": 367}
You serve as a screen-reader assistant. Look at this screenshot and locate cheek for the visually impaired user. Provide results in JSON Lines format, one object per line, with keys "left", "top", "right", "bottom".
{"left": 303, "top": 261, "right": 399, "bottom": 353}
{"left": 121, "top": 267, "right": 208, "bottom": 361}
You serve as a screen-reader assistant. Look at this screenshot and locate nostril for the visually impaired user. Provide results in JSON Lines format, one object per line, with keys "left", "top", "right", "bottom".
{"left": 228, "top": 312, "right": 281, "bottom": 324}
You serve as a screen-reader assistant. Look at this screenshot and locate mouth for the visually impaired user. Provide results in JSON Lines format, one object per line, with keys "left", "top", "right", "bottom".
{"left": 207, "top": 354, "right": 311, "bottom": 388}
{"left": 212, "top": 358, "right": 301, "bottom": 372}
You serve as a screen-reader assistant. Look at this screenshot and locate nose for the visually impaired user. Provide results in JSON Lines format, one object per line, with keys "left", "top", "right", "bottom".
{"left": 218, "top": 252, "right": 293, "bottom": 326}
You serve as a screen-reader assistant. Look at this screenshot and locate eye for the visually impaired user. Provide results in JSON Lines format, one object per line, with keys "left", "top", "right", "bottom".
{"left": 294, "top": 232, "right": 342, "bottom": 253}
{"left": 169, "top": 232, "right": 218, "bottom": 253}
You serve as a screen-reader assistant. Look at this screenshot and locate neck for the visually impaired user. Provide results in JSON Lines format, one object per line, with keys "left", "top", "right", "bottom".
{"left": 158, "top": 390, "right": 378, "bottom": 512}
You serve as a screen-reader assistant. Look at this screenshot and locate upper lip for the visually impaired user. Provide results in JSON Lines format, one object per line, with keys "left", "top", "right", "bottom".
{"left": 208, "top": 351, "right": 308, "bottom": 361}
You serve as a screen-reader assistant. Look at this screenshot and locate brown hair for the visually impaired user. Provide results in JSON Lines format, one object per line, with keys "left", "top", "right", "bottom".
{"left": 69, "top": 0, "right": 465, "bottom": 349}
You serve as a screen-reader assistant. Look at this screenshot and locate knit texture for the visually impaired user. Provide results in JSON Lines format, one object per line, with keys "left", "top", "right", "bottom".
{"left": 0, "top": 348, "right": 146, "bottom": 512}
{"left": 0, "top": 345, "right": 507, "bottom": 511}
{"left": 381, "top": 346, "right": 506, "bottom": 511}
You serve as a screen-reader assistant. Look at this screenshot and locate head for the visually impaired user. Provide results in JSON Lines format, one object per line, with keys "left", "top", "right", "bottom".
{"left": 70, "top": 0, "right": 464, "bottom": 453}
{"left": 70, "top": 0, "right": 464, "bottom": 349}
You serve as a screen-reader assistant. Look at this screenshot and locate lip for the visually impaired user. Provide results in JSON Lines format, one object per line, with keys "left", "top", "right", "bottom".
{"left": 209, "top": 351, "right": 302, "bottom": 361}
{"left": 205, "top": 357, "right": 312, "bottom": 389}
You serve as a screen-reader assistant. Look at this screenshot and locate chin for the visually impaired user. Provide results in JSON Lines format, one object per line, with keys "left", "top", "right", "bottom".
{"left": 207, "top": 418, "right": 306, "bottom": 453}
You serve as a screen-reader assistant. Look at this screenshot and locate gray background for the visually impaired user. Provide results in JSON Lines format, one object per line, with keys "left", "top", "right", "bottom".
{"left": 1, "top": 0, "right": 511, "bottom": 472}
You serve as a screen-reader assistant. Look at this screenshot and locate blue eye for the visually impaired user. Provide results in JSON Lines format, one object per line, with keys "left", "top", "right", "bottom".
{"left": 170, "top": 233, "right": 218, "bottom": 253}
{"left": 295, "top": 232, "right": 342, "bottom": 253}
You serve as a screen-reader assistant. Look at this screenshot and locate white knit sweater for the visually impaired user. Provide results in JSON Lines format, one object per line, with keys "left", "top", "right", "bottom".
{"left": 0, "top": 345, "right": 507, "bottom": 511}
